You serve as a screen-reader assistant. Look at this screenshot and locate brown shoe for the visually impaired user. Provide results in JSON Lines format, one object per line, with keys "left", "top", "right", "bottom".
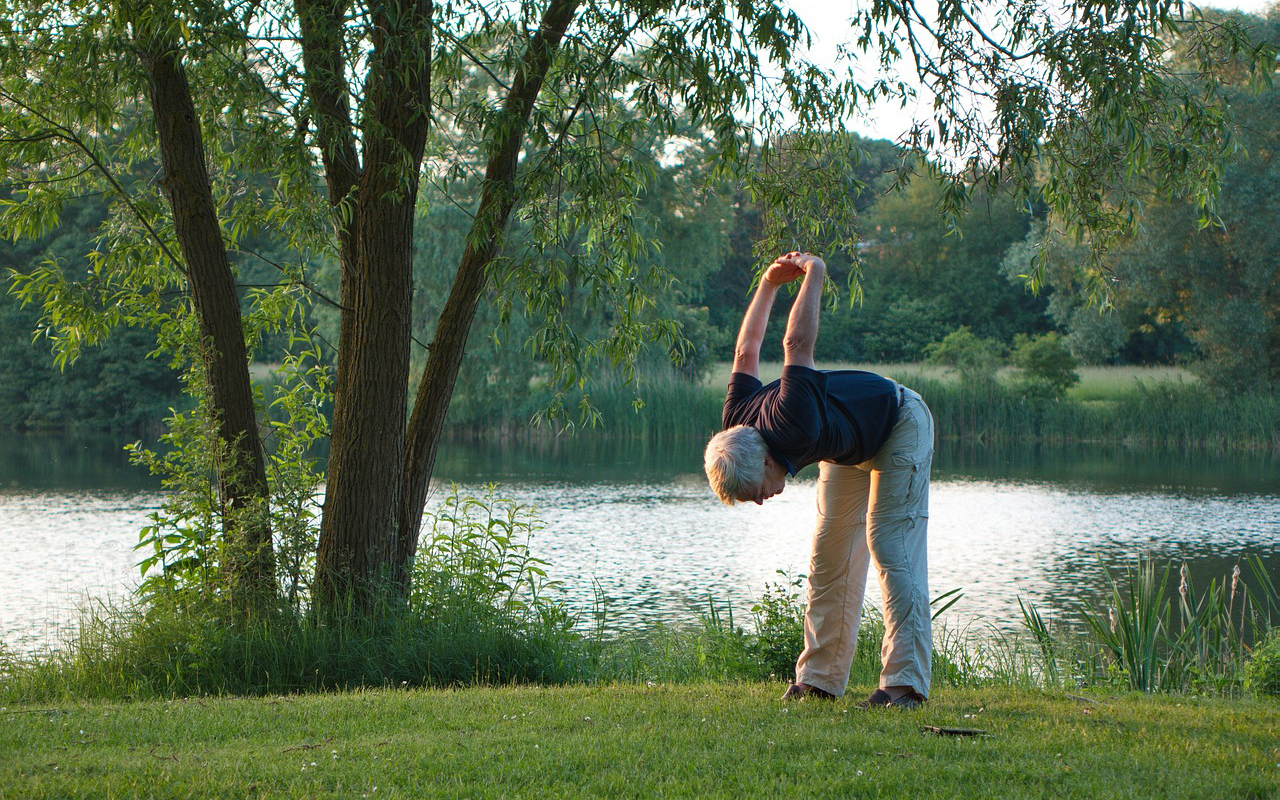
{"left": 780, "top": 682, "right": 837, "bottom": 701}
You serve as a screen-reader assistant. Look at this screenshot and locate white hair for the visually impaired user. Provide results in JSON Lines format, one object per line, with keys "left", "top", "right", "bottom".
{"left": 704, "top": 425, "right": 767, "bottom": 505}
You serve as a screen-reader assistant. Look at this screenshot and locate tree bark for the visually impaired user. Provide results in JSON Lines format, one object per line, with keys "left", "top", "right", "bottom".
{"left": 397, "top": 0, "right": 582, "bottom": 586}
{"left": 302, "top": 0, "right": 435, "bottom": 613}
{"left": 297, "top": 0, "right": 578, "bottom": 610}
{"left": 132, "top": 18, "right": 274, "bottom": 608}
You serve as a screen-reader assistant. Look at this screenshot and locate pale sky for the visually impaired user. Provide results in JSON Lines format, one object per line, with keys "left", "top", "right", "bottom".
{"left": 783, "top": 0, "right": 1279, "bottom": 142}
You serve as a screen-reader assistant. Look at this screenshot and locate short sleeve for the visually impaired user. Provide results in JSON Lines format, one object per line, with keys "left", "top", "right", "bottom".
{"left": 722, "top": 372, "right": 763, "bottom": 428}
{"left": 766, "top": 366, "right": 829, "bottom": 448}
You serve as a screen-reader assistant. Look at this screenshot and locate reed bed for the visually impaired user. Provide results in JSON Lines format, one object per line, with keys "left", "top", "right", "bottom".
{"left": 1018, "top": 556, "right": 1278, "bottom": 694}
{"left": 915, "top": 378, "right": 1279, "bottom": 449}
{"left": 473, "top": 367, "right": 1278, "bottom": 449}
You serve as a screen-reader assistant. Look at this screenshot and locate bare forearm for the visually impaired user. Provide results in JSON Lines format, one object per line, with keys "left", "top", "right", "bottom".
{"left": 732, "top": 281, "right": 779, "bottom": 377}
{"left": 783, "top": 258, "right": 825, "bottom": 369}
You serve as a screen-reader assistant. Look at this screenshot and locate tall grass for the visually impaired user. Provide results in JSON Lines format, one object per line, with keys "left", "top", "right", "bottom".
{"left": 0, "top": 487, "right": 590, "bottom": 702}
{"left": 1018, "top": 556, "right": 1278, "bottom": 694}
{"left": 4, "top": 479, "right": 1275, "bottom": 703}
{"left": 447, "top": 364, "right": 1277, "bottom": 449}
{"left": 896, "top": 376, "right": 1279, "bottom": 449}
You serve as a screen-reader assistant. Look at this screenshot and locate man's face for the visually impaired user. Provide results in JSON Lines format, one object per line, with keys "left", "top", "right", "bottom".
{"left": 741, "top": 455, "right": 787, "bottom": 505}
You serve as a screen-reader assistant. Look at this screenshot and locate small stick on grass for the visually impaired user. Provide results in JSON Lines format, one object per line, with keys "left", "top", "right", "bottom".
{"left": 922, "top": 726, "right": 987, "bottom": 737}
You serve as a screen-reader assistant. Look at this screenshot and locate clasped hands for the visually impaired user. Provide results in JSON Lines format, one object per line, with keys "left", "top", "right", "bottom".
{"left": 763, "top": 251, "right": 826, "bottom": 287}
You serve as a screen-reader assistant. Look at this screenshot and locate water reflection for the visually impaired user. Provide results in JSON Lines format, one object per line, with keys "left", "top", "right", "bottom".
{"left": 0, "top": 430, "right": 158, "bottom": 491}
{"left": 935, "top": 441, "right": 1280, "bottom": 496}
{"left": 1, "top": 431, "right": 1277, "bottom": 653}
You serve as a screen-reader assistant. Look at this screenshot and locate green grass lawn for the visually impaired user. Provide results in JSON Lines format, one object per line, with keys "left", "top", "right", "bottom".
{"left": 3, "top": 683, "right": 1276, "bottom": 799}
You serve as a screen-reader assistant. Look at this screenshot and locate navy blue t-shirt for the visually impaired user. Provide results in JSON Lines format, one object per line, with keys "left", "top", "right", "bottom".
{"left": 722, "top": 366, "right": 900, "bottom": 475}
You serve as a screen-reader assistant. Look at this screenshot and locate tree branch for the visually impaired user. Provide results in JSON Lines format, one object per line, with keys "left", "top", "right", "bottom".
{"left": 0, "top": 88, "right": 188, "bottom": 277}
{"left": 294, "top": 0, "right": 361, "bottom": 205}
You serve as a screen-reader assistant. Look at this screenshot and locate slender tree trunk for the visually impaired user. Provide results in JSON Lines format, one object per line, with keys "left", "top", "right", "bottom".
{"left": 397, "top": 0, "right": 582, "bottom": 586}
{"left": 132, "top": 19, "right": 274, "bottom": 609}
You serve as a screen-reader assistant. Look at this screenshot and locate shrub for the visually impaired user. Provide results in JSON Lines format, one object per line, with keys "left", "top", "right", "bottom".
{"left": 1011, "top": 332, "right": 1079, "bottom": 399}
{"left": 925, "top": 327, "right": 1004, "bottom": 386}
{"left": 1243, "top": 629, "right": 1280, "bottom": 697}
{"left": 747, "top": 572, "right": 808, "bottom": 680}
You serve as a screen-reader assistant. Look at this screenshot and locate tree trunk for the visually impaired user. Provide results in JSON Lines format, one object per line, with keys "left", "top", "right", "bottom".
{"left": 304, "top": 0, "right": 434, "bottom": 613}
{"left": 133, "top": 22, "right": 274, "bottom": 609}
{"left": 397, "top": 0, "right": 582, "bottom": 586}
{"left": 313, "top": 185, "right": 417, "bottom": 610}
{"left": 298, "top": 0, "right": 578, "bottom": 610}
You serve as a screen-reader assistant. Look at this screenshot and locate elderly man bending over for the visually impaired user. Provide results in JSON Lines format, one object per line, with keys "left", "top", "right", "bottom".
{"left": 704, "top": 251, "right": 934, "bottom": 708}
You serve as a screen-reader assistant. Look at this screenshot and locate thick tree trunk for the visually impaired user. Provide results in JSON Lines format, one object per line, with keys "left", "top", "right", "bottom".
{"left": 134, "top": 27, "right": 274, "bottom": 608}
{"left": 298, "top": 0, "right": 577, "bottom": 610}
{"left": 397, "top": 0, "right": 582, "bottom": 585}
{"left": 313, "top": 186, "right": 417, "bottom": 609}
{"left": 303, "top": 0, "right": 435, "bottom": 613}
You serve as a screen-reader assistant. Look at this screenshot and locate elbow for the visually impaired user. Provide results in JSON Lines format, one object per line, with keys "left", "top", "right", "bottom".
{"left": 782, "top": 333, "right": 816, "bottom": 356}
{"left": 734, "top": 345, "right": 760, "bottom": 364}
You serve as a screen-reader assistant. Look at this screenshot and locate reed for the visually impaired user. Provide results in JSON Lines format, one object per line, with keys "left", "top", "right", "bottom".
{"left": 1019, "top": 556, "right": 1279, "bottom": 694}
{"left": 907, "top": 376, "right": 1278, "bottom": 449}
{"left": 446, "top": 363, "right": 1276, "bottom": 450}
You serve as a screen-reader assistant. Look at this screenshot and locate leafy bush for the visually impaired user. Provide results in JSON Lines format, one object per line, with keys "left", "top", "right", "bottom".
{"left": 680, "top": 572, "right": 886, "bottom": 688}
{"left": 129, "top": 332, "right": 329, "bottom": 611}
{"left": 1011, "top": 332, "right": 1079, "bottom": 399}
{"left": 1243, "top": 629, "right": 1280, "bottom": 697}
{"left": 413, "top": 484, "right": 576, "bottom": 636}
{"left": 747, "top": 572, "right": 808, "bottom": 680}
{"left": 925, "top": 327, "right": 1004, "bottom": 386}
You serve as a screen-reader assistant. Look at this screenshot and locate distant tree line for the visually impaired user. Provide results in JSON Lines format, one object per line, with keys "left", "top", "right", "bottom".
{"left": 2, "top": 9, "right": 1276, "bottom": 432}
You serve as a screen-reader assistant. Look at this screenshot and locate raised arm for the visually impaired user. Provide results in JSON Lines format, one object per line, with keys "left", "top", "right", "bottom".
{"left": 731, "top": 253, "right": 807, "bottom": 377}
{"left": 780, "top": 253, "right": 826, "bottom": 370}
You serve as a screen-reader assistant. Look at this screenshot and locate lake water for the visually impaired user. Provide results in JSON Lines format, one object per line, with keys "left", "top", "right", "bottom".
{"left": 2, "top": 431, "right": 1278, "bottom": 654}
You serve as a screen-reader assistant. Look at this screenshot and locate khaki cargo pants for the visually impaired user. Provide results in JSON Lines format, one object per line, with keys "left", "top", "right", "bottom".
{"left": 794, "top": 385, "right": 934, "bottom": 698}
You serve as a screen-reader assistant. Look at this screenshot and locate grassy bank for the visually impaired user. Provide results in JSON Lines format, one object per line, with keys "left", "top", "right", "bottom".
{"left": 3, "top": 683, "right": 1276, "bottom": 799}
{"left": 537, "top": 363, "right": 1277, "bottom": 449}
